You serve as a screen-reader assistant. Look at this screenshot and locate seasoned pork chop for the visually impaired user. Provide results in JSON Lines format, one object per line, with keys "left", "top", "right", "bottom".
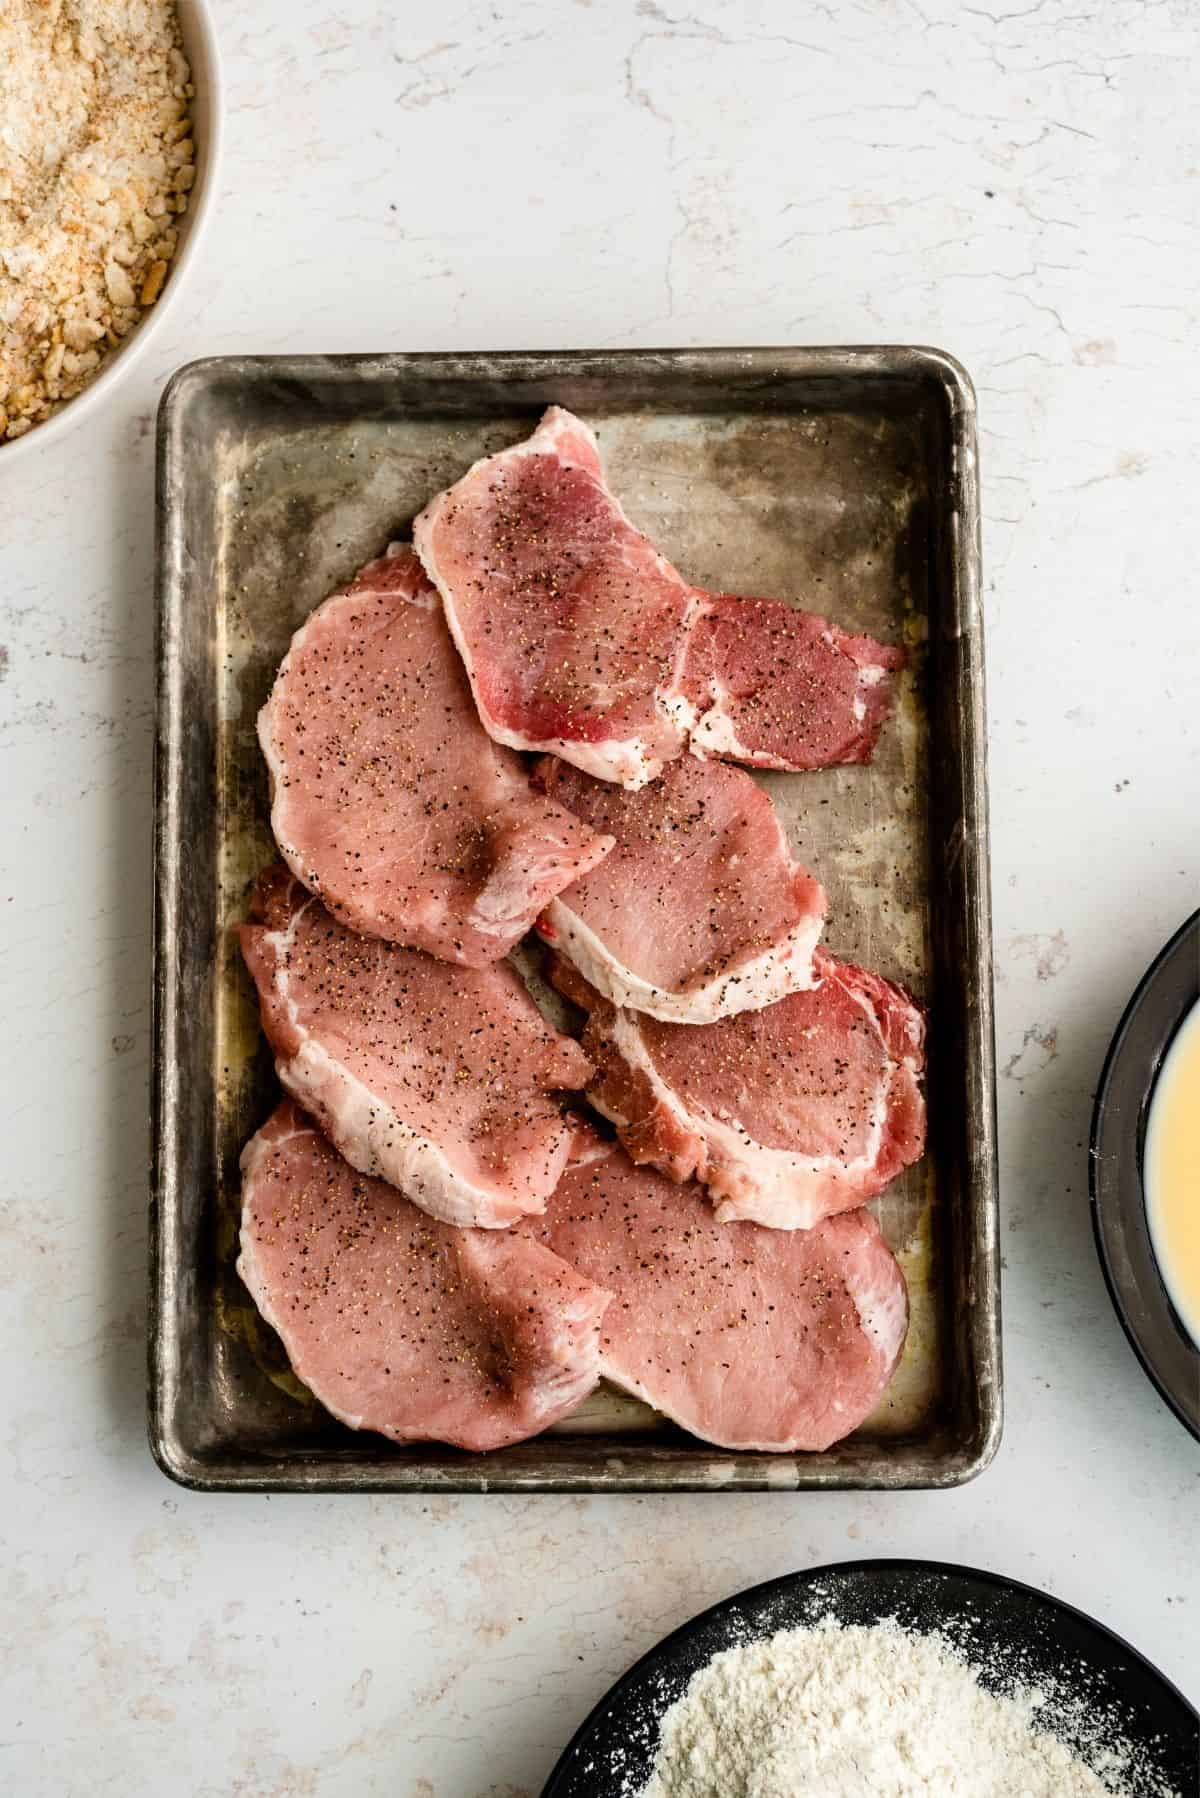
{"left": 414, "top": 408, "right": 903, "bottom": 787}
{"left": 520, "top": 1136, "right": 908, "bottom": 1451}
{"left": 683, "top": 591, "right": 905, "bottom": 771}
{"left": 533, "top": 753, "right": 827, "bottom": 1023}
{"left": 258, "top": 544, "right": 612, "bottom": 965}
{"left": 240, "top": 866, "right": 591, "bottom": 1228}
{"left": 414, "top": 407, "right": 696, "bottom": 788}
{"left": 551, "top": 951, "right": 926, "bottom": 1230}
{"left": 239, "top": 1104, "right": 611, "bottom": 1451}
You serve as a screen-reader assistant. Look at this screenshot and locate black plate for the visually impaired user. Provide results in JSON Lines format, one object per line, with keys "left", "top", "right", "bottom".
{"left": 542, "top": 1559, "right": 1198, "bottom": 1796}
{"left": 1091, "top": 911, "right": 1200, "bottom": 1441}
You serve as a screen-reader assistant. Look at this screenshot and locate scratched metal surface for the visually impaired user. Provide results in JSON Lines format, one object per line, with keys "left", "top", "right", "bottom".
{"left": 151, "top": 348, "right": 998, "bottom": 1491}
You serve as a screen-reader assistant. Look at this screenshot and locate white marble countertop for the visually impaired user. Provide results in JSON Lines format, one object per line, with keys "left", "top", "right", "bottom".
{"left": 3, "top": 1, "right": 1197, "bottom": 1791}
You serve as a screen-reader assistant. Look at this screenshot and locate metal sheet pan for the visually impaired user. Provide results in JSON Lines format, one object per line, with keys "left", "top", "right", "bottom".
{"left": 151, "top": 347, "right": 999, "bottom": 1492}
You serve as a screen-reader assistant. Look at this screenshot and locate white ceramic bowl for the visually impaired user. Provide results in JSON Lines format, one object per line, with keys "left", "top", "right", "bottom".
{"left": 0, "top": 0, "right": 222, "bottom": 468}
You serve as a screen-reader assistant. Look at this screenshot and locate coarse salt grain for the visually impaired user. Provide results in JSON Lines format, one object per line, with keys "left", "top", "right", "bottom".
{"left": 0, "top": 0, "right": 195, "bottom": 444}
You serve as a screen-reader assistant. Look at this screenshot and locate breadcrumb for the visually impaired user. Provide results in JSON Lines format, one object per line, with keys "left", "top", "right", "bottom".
{"left": 0, "top": 1, "right": 195, "bottom": 443}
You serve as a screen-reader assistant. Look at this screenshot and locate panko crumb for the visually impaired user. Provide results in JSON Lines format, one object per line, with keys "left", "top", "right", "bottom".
{"left": 0, "top": 0, "right": 196, "bottom": 444}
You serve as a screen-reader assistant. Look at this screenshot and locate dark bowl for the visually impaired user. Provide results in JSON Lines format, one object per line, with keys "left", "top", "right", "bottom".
{"left": 1090, "top": 910, "right": 1200, "bottom": 1441}
{"left": 541, "top": 1559, "right": 1198, "bottom": 1795}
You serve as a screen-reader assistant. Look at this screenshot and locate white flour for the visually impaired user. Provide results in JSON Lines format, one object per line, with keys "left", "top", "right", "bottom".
{"left": 636, "top": 1619, "right": 1178, "bottom": 1798}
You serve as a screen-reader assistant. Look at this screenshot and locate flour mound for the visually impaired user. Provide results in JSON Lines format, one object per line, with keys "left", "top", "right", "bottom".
{"left": 637, "top": 1619, "right": 1177, "bottom": 1798}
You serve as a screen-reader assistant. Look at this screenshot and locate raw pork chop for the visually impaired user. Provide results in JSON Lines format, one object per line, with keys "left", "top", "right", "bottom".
{"left": 551, "top": 950, "right": 926, "bottom": 1230}
{"left": 520, "top": 1136, "right": 908, "bottom": 1451}
{"left": 414, "top": 407, "right": 697, "bottom": 788}
{"left": 532, "top": 753, "right": 827, "bottom": 1024}
{"left": 413, "top": 407, "right": 904, "bottom": 787}
{"left": 240, "top": 865, "right": 591, "bottom": 1229}
{"left": 258, "top": 544, "right": 612, "bottom": 965}
{"left": 682, "top": 591, "right": 905, "bottom": 771}
{"left": 239, "top": 1103, "right": 611, "bottom": 1451}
